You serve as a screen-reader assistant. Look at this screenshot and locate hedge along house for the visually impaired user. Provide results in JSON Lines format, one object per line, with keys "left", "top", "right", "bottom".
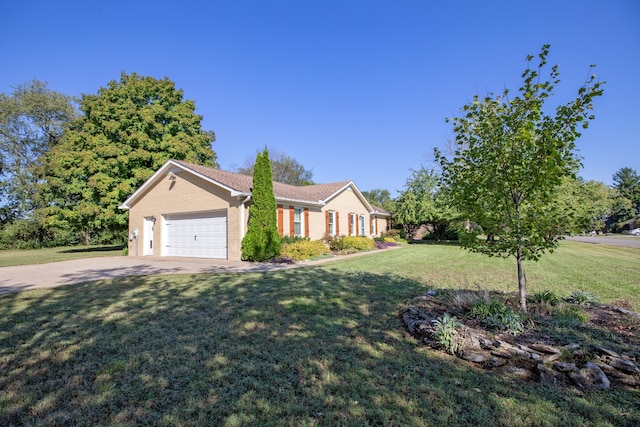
{"left": 119, "top": 159, "right": 391, "bottom": 261}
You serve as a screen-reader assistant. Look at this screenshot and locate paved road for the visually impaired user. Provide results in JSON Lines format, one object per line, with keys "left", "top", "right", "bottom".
{"left": 0, "top": 248, "right": 392, "bottom": 295}
{"left": 565, "top": 235, "right": 640, "bottom": 249}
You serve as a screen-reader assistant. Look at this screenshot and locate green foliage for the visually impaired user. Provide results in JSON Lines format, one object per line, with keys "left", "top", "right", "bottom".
{"left": 566, "top": 290, "right": 600, "bottom": 306}
{"left": 280, "top": 235, "right": 309, "bottom": 245}
{"left": 612, "top": 167, "right": 640, "bottom": 215}
{"left": 528, "top": 290, "right": 560, "bottom": 306}
{"left": 329, "top": 236, "right": 376, "bottom": 252}
{"left": 0, "top": 80, "right": 77, "bottom": 220}
{"left": 362, "top": 188, "right": 393, "bottom": 211}
{"left": 431, "top": 313, "right": 460, "bottom": 354}
{"left": 279, "top": 240, "right": 331, "bottom": 261}
{"left": 467, "top": 298, "right": 507, "bottom": 319}
{"left": 551, "top": 305, "right": 588, "bottom": 328}
{"left": 241, "top": 148, "right": 281, "bottom": 261}
{"left": 466, "top": 298, "right": 524, "bottom": 334}
{"left": 422, "top": 225, "right": 460, "bottom": 241}
{"left": 435, "top": 45, "right": 605, "bottom": 312}
{"left": 392, "top": 166, "right": 456, "bottom": 240}
{"left": 483, "top": 310, "right": 524, "bottom": 335}
{"left": 552, "top": 177, "right": 614, "bottom": 233}
{"left": 37, "top": 73, "right": 217, "bottom": 244}
{"left": 0, "top": 218, "right": 79, "bottom": 249}
{"left": 380, "top": 229, "right": 404, "bottom": 242}
{"left": 0, "top": 219, "right": 43, "bottom": 249}
{"left": 606, "top": 193, "right": 635, "bottom": 232}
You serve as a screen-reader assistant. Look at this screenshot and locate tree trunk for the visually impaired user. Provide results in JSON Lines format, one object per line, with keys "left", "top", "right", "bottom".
{"left": 517, "top": 250, "right": 527, "bottom": 312}
{"left": 404, "top": 223, "right": 418, "bottom": 240}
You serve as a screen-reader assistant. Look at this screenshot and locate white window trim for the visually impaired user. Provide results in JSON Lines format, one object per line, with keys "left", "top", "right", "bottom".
{"left": 350, "top": 213, "right": 356, "bottom": 236}
{"left": 294, "top": 207, "right": 304, "bottom": 237}
{"left": 328, "top": 210, "right": 335, "bottom": 236}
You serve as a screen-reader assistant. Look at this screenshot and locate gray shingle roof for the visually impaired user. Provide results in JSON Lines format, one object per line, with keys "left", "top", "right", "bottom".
{"left": 370, "top": 204, "right": 391, "bottom": 215}
{"left": 174, "top": 160, "right": 352, "bottom": 204}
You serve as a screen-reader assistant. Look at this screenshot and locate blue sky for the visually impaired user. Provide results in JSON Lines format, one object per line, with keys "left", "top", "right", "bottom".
{"left": 2, "top": 1, "right": 638, "bottom": 196}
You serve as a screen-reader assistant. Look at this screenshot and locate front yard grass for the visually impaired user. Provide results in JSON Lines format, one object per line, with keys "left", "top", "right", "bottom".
{"left": 0, "top": 245, "right": 124, "bottom": 267}
{"left": 0, "top": 241, "right": 638, "bottom": 426}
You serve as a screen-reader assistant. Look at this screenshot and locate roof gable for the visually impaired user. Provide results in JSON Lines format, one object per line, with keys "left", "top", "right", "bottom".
{"left": 120, "top": 159, "right": 382, "bottom": 214}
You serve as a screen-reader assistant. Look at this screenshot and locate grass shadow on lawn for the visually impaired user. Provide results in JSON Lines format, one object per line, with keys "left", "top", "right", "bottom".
{"left": 59, "top": 245, "right": 125, "bottom": 254}
{"left": 0, "top": 265, "right": 638, "bottom": 426}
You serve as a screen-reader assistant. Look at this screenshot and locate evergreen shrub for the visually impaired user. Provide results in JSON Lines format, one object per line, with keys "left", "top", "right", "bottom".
{"left": 241, "top": 148, "right": 280, "bottom": 261}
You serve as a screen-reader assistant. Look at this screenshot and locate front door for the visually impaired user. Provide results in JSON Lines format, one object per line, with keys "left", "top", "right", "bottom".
{"left": 143, "top": 217, "right": 155, "bottom": 256}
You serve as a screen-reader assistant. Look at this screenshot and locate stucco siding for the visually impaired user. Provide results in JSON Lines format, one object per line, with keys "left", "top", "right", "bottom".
{"left": 306, "top": 207, "right": 325, "bottom": 240}
{"left": 372, "top": 216, "right": 390, "bottom": 236}
{"left": 277, "top": 188, "right": 372, "bottom": 240}
{"left": 323, "top": 186, "right": 373, "bottom": 238}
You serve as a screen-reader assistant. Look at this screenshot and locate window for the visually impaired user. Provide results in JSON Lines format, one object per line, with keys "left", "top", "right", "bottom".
{"left": 371, "top": 217, "right": 376, "bottom": 236}
{"left": 294, "top": 207, "right": 303, "bottom": 237}
{"left": 360, "top": 215, "right": 365, "bottom": 236}
{"left": 328, "top": 211, "right": 335, "bottom": 236}
{"left": 350, "top": 213, "right": 356, "bottom": 236}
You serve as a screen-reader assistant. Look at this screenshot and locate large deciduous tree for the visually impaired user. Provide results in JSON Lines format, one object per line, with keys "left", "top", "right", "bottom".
{"left": 241, "top": 148, "right": 280, "bottom": 261}
{"left": 236, "top": 149, "right": 313, "bottom": 186}
{"left": 0, "top": 80, "right": 77, "bottom": 220}
{"left": 38, "top": 73, "right": 217, "bottom": 244}
{"left": 435, "top": 45, "right": 604, "bottom": 312}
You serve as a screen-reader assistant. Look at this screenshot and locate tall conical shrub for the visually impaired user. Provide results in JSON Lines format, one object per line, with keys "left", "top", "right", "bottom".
{"left": 241, "top": 148, "right": 281, "bottom": 261}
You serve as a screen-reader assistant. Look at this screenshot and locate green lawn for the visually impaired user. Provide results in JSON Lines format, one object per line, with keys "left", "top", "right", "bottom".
{"left": 0, "top": 245, "right": 124, "bottom": 267}
{"left": 0, "top": 242, "right": 638, "bottom": 426}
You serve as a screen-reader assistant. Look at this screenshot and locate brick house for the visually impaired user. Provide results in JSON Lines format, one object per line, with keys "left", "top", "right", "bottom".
{"left": 119, "top": 159, "right": 391, "bottom": 260}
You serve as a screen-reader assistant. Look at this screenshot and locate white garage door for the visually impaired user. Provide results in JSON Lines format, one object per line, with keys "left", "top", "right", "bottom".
{"left": 164, "top": 212, "right": 227, "bottom": 259}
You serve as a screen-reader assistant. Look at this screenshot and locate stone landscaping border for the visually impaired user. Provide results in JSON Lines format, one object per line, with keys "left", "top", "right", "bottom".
{"left": 401, "top": 295, "right": 640, "bottom": 389}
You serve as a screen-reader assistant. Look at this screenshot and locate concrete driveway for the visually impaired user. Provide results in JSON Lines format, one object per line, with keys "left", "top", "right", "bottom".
{"left": 0, "top": 256, "right": 295, "bottom": 295}
{"left": 0, "top": 249, "right": 390, "bottom": 295}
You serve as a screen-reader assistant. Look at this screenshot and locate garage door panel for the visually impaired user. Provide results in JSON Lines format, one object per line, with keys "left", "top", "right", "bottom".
{"left": 165, "top": 213, "right": 227, "bottom": 259}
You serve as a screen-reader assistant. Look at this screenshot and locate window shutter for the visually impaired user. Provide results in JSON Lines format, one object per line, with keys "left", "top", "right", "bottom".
{"left": 278, "top": 205, "right": 284, "bottom": 236}
{"left": 325, "top": 210, "right": 330, "bottom": 235}
{"left": 289, "top": 207, "right": 295, "bottom": 236}
{"left": 336, "top": 212, "right": 340, "bottom": 235}
{"left": 304, "top": 208, "right": 309, "bottom": 237}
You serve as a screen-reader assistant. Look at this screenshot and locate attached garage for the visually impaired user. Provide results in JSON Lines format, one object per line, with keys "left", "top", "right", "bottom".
{"left": 163, "top": 212, "right": 227, "bottom": 259}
